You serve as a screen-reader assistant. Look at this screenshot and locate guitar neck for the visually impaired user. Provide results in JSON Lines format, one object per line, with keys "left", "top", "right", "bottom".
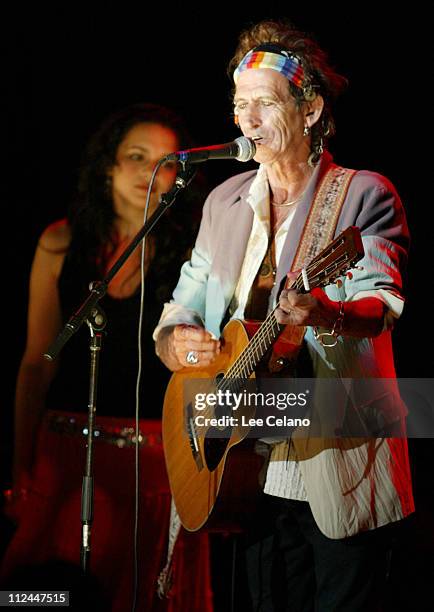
{"left": 223, "top": 272, "right": 309, "bottom": 382}
{"left": 224, "top": 310, "right": 281, "bottom": 381}
{"left": 221, "top": 226, "right": 364, "bottom": 385}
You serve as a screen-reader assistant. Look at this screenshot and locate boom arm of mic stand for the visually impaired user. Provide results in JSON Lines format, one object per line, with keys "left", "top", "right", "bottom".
{"left": 43, "top": 164, "right": 197, "bottom": 361}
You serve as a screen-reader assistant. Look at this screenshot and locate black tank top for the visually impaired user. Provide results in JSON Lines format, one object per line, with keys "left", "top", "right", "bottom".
{"left": 46, "top": 252, "right": 173, "bottom": 418}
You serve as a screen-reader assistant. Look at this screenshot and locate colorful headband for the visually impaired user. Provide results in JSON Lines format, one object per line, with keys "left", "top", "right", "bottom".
{"left": 233, "top": 43, "right": 305, "bottom": 88}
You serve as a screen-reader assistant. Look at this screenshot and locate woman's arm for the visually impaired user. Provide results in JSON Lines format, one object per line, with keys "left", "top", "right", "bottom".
{"left": 13, "top": 221, "right": 69, "bottom": 490}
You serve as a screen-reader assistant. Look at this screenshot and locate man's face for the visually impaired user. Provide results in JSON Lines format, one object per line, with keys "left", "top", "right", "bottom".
{"left": 234, "top": 69, "right": 306, "bottom": 164}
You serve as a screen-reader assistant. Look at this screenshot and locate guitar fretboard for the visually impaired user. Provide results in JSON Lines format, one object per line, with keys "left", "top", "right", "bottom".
{"left": 220, "top": 311, "right": 281, "bottom": 388}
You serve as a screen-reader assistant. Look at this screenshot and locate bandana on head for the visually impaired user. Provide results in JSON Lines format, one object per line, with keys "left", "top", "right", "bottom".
{"left": 233, "top": 43, "right": 305, "bottom": 88}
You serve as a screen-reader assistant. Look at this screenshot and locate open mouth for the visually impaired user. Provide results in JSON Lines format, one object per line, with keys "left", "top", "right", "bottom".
{"left": 251, "top": 136, "right": 263, "bottom": 144}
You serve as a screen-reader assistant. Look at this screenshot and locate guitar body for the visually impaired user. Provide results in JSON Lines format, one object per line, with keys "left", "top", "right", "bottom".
{"left": 163, "top": 319, "right": 268, "bottom": 531}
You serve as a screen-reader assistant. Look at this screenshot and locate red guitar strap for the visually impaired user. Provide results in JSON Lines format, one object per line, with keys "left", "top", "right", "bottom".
{"left": 292, "top": 164, "right": 356, "bottom": 269}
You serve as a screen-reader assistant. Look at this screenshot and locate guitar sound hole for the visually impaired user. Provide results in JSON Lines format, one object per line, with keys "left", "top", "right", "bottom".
{"left": 204, "top": 433, "right": 230, "bottom": 472}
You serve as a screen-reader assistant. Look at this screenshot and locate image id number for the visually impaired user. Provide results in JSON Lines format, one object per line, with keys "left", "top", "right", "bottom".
{"left": 0, "top": 591, "right": 69, "bottom": 607}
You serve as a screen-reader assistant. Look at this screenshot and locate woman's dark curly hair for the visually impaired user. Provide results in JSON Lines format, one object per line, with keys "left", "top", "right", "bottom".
{"left": 228, "top": 19, "right": 348, "bottom": 164}
{"left": 67, "top": 103, "right": 201, "bottom": 278}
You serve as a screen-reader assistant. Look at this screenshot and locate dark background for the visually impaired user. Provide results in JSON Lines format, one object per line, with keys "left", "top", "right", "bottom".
{"left": 1, "top": 4, "right": 433, "bottom": 604}
{"left": 3, "top": 8, "right": 432, "bottom": 403}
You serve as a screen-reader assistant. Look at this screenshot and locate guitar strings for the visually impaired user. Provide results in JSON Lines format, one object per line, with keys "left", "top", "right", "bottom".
{"left": 196, "top": 269, "right": 322, "bottom": 418}
{"left": 198, "top": 236, "right": 354, "bottom": 418}
{"left": 220, "top": 265, "right": 311, "bottom": 383}
{"left": 221, "top": 290, "right": 297, "bottom": 384}
{"left": 214, "top": 246, "right": 351, "bottom": 399}
{"left": 217, "top": 256, "right": 346, "bottom": 386}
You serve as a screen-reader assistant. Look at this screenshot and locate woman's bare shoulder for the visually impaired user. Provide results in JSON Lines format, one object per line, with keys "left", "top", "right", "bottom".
{"left": 38, "top": 219, "right": 72, "bottom": 253}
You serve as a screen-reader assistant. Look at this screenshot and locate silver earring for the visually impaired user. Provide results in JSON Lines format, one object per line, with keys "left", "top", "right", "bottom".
{"left": 303, "top": 125, "right": 311, "bottom": 136}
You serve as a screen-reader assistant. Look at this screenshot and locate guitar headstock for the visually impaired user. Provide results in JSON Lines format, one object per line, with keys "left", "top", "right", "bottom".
{"left": 294, "top": 226, "right": 364, "bottom": 292}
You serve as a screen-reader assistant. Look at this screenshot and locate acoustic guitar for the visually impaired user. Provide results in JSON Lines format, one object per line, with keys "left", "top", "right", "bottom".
{"left": 162, "top": 226, "right": 364, "bottom": 531}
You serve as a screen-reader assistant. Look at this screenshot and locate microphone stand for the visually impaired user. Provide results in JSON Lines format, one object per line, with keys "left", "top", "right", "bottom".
{"left": 81, "top": 304, "right": 106, "bottom": 573}
{"left": 44, "top": 164, "right": 197, "bottom": 573}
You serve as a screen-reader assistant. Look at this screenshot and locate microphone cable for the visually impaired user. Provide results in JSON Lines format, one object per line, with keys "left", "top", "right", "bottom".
{"left": 131, "top": 157, "right": 166, "bottom": 612}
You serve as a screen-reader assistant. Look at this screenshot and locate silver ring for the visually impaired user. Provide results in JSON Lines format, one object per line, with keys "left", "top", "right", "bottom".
{"left": 186, "top": 350, "right": 199, "bottom": 365}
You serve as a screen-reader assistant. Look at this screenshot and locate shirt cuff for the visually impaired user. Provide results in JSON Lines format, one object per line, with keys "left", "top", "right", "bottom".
{"left": 152, "top": 302, "right": 205, "bottom": 343}
{"left": 349, "top": 289, "right": 404, "bottom": 331}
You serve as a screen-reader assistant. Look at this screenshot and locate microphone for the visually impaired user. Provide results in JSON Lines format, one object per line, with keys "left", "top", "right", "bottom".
{"left": 164, "top": 136, "right": 256, "bottom": 164}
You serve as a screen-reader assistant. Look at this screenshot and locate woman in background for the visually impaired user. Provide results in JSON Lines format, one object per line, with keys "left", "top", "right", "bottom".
{"left": 3, "top": 103, "right": 212, "bottom": 611}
